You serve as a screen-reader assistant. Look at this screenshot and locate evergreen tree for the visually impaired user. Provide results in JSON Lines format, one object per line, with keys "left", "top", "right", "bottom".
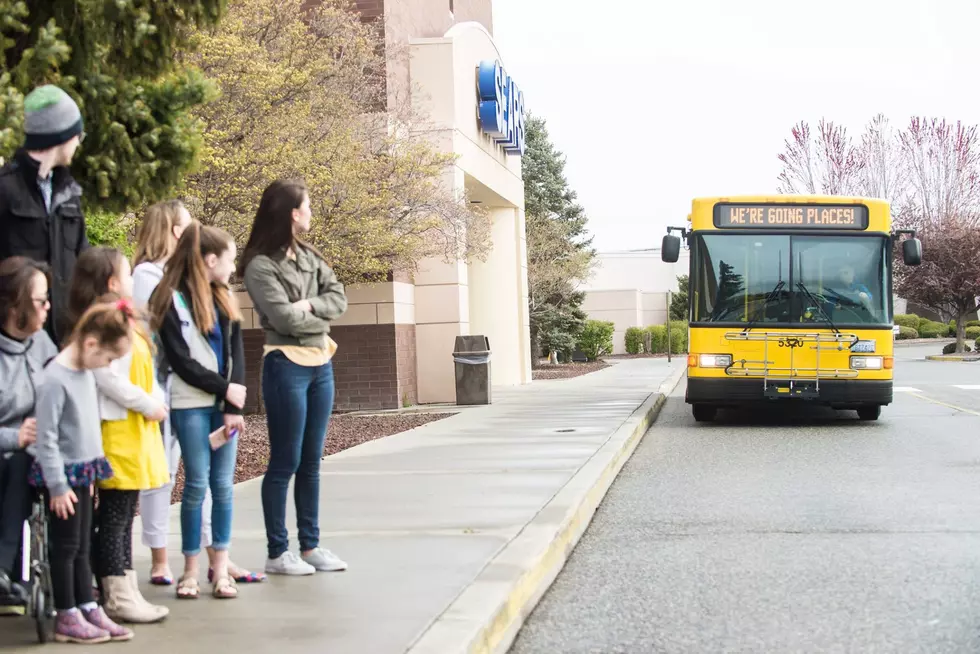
{"left": 670, "top": 275, "right": 689, "bottom": 321}
{"left": 0, "top": 0, "right": 225, "bottom": 213}
{"left": 523, "top": 115, "right": 595, "bottom": 364}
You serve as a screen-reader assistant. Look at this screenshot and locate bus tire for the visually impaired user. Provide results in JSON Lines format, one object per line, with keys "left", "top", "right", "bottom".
{"left": 857, "top": 405, "right": 881, "bottom": 421}
{"left": 692, "top": 404, "right": 717, "bottom": 422}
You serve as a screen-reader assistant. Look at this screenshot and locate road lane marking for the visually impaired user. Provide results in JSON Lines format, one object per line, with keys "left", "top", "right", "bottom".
{"left": 893, "top": 387, "right": 921, "bottom": 393}
{"left": 953, "top": 385, "right": 980, "bottom": 390}
{"left": 906, "top": 392, "right": 980, "bottom": 417}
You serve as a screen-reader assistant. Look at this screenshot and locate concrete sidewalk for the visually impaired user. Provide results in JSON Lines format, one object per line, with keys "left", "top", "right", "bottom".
{"left": 1, "top": 358, "right": 685, "bottom": 653}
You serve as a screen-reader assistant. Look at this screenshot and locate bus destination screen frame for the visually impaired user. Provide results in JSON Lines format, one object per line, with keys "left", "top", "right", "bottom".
{"left": 712, "top": 202, "right": 870, "bottom": 230}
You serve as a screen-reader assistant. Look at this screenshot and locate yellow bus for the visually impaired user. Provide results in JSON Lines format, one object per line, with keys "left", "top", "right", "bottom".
{"left": 661, "top": 195, "right": 922, "bottom": 422}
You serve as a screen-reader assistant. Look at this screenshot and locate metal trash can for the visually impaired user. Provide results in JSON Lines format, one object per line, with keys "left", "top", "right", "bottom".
{"left": 452, "top": 335, "right": 492, "bottom": 405}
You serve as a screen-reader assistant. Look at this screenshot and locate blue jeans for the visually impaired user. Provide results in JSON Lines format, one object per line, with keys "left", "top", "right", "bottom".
{"left": 261, "top": 353, "right": 334, "bottom": 559}
{"left": 172, "top": 407, "right": 237, "bottom": 556}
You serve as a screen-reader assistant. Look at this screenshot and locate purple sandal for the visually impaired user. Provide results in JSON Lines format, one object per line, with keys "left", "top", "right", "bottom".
{"left": 208, "top": 568, "right": 266, "bottom": 584}
{"left": 150, "top": 572, "right": 174, "bottom": 586}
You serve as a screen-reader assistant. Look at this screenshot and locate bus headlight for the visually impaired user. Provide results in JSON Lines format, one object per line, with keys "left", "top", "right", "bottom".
{"left": 698, "top": 354, "right": 732, "bottom": 368}
{"left": 850, "top": 356, "right": 883, "bottom": 370}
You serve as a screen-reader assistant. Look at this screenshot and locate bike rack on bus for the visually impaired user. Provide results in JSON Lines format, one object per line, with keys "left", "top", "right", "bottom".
{"left": 723, "top": 330, "right": 860, "bottom": 399}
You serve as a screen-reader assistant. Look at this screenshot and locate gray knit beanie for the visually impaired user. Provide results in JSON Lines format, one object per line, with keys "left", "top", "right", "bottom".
{"left": 23, "top": 85, "right": 84, "bottom": 151}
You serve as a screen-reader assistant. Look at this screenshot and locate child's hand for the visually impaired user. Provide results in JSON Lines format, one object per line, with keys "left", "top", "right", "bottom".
{"left": 50, "top": 489, "right": 78, "bottom": 520}
{"left": 223, "top": 413, "right": 245, "bottom": 436}
{"left": 225, "top": 384, "right": 247, "bottom": 410}
{"left": 17, "top": 418, "right": 36, "bottom": 447}
{"left": 147, "top": 401, "right": 168, "bottom": 422}
{"left": 292, "top": 299, "right": 313, "bottom": 313}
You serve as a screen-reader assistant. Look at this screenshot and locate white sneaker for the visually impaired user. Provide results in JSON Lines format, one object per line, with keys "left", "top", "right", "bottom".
{"left": 265, "top": 551, "right": 316, "bottom": 576}
{"left": 301, "top": 548, "right": 348, "bottom": 572}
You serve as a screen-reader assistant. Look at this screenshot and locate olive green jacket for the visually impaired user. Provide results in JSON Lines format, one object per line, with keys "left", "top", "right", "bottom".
{"left": 243, "top": 246, "right": 348, "bottom": 348}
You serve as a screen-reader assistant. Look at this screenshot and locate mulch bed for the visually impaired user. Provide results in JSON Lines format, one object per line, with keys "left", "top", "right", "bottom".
{"left": 532, "top": 361, "right": 609, "bottom": 380}
{"left": 168, "top": 412, "right": 451, "bottom": 504}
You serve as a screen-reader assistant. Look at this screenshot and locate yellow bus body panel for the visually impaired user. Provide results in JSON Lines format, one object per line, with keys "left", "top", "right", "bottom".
{"left": 689, "top": 195, "right": 892, "bottom": 233}
{"left": 687, "top": 327, "right": 894, "bottom": 383}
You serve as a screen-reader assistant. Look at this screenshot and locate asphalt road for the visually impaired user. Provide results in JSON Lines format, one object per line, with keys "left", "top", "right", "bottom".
{"left": 511, "top": 345, "right": 980, "bottom": 654}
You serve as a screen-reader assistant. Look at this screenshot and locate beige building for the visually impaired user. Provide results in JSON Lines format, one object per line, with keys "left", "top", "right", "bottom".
{"left": 241, "top": 1, "right": 531, "bottom": 412}
{"left": 580, "top": 248, "right": 690, "bottom": 355}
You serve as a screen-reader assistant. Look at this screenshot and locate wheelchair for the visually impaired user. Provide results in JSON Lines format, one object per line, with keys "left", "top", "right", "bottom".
{"left": 14, "top": 492, "right": 56, "bottom": 643}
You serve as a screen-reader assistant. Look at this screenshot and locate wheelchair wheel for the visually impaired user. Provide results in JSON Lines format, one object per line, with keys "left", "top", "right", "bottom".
{"left": 32, "top": 579, "right": 55, "bottom": 644}
{"left": 30, "top": 502, "right": 56, "bottom": 643}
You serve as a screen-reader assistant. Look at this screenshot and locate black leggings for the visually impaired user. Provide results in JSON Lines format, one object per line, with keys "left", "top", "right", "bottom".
{"left": 48, "top": 485, "right": 95, "bottom": 611}
{"left": 0, "top": 452, "right": 33, "bottom": 578}
{"left": 94, "top": 490, "right": 137, "bottom": 578}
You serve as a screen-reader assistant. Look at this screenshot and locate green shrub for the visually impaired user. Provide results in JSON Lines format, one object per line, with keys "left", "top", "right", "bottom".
{"left": 918, "top": 320, "right": 947, "bottom": 338}
{"left": 86, "top": 208, "right": 134, "bottom": 256}
{"left": 975, "top": 335, "right": 980, "bottom": 350}
{"left": 966, "top": 326, "right": 980, "bottom": 340}
{"left": 624, "top": 327, "right": 646, "bottom": 355}
{"left": 647, "top": 325, "right": 667, "bottom": 353}
{"left": 969, "top": 321, "right": 980, "bottom": 328}
{"left": 576, "top": 320, "right": 615, "bottom": 361}
{"left": 944, "top": 342, "right": 972, "bottom": 355}
{"left": 667, "top": 320, "right": 689, "bottom": 354}
{"left": 894, "top": 314, "right": 920, "bottom": 329}
{"left": 896, "top": 326, "right": 919, "bottom": 340}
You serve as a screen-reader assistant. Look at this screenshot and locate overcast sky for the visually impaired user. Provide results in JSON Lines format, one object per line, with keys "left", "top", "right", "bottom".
{"left": 491, "top": 0, "right": 980, "bottom": 252}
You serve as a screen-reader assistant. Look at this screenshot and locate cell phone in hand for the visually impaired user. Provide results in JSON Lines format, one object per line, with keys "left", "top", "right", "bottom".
{"left": 209, "top": 426, "right": 239, "bottom": 450}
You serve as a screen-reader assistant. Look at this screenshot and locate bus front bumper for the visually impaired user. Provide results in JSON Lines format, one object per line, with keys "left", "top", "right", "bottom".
{"left": 686, "top": 377, "right": 892, "bottom": 408}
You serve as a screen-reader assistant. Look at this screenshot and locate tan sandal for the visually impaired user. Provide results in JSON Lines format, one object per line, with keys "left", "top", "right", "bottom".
{"left": 176, "top": 576, "right": 199, "bottom": 600}
{"left": 212, "top": 576, "right": 238, "bottom": 600}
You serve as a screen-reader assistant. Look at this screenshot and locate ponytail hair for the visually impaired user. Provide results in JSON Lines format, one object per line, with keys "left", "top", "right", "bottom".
{"left": 70, "top": 296, "right": 134, "bottom": 354}
{"left": 133, "top": 199, "right": 188, "bottom": 267}
{"left": 149, "top": 222, "right": 241, "bottom": 333}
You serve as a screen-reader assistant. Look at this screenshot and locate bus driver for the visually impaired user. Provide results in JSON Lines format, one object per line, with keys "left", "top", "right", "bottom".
{"left": 826, "top": 264, "right": 873, "bottom": 314}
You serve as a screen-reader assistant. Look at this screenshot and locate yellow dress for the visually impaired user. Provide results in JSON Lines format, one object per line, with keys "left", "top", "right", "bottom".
{"left": 99, "top": 331, "right": 169, "bottom": 490}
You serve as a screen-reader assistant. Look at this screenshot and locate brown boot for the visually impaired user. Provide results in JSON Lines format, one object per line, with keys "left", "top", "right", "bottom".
{"left": 126, "top": 570, "right": 169, "bottom": 621}
{"left": 102, "top": 576, "right": 162, "bottom": 624}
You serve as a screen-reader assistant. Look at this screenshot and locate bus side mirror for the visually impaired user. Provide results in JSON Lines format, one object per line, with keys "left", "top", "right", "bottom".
{"left": 662, "top": 234, "right": 681, "bottom": 263}
{"left": 902, "top": 238, "right": 922, "bottom": 266}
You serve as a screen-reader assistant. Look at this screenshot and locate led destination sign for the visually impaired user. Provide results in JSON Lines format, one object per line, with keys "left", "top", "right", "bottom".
{"left": 713, "top": 203, "right": 869, "bottom": 230}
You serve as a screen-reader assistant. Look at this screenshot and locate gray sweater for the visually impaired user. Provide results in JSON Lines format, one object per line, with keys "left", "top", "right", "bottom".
{"left": 34, "top": 359, "right": 106, "bottom": 496}
{"left": 0, "top": 329, "right": 58, "bottom": 452}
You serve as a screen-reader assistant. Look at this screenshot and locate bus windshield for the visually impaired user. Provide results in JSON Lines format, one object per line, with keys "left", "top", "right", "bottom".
{"left": 692, "top": 234, "right": 891, "bottom": 326}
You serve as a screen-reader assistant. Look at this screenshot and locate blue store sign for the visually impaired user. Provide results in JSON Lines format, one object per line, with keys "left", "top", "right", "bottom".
{"left": 477, "top": 60, "right": 525, "bottom": 156}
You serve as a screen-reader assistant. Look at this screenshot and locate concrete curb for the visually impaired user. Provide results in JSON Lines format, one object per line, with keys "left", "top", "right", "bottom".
{"left": 405, "top": 363, "right": 689, "bottom": 654}
{"left": 925, "top": 354, "right": 980, "bottom": 362}
{"left": 894, "top": 338, "right": 954, "bottom": 348}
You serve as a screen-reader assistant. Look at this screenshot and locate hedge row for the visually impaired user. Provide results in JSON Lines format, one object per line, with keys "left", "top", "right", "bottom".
{"left": 894, "top": 314, "right": 970, "bottom": 339}
{"left": 625, "top": 322, "right": 689, "bottom": 355}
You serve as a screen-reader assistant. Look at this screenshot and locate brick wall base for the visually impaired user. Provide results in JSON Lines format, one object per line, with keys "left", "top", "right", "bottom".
{"left": 331, "top": 324, "right": 416, "bottom": 411}
{"left": 240, "top": 324, "right": 417, "bottom": 414}
{"left": 242, "top": 329, "right": 266, "bottom": 414}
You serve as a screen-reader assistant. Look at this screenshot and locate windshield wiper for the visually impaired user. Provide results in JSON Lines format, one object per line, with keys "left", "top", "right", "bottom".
{"left": 796, "top": 282, "right": 838, "bottom": 334}
{"left": 797, "top": 282, "right": 859, "bottom": 348}
{"left": 740, "top": 280, "right": 785, "bottom": 332}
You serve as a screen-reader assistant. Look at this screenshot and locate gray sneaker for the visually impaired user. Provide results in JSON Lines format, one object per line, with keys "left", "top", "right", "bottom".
{"left": 302, "top": 548, "right": 348, "bottom": 572}
{"left": 265, "top": 551, "right": 316, "bottom": 576}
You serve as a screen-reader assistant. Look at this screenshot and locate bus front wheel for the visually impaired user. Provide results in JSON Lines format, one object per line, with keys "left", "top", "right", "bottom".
{"left": 692, "top": 404, "right": 717, "bottom": 422}
{"left": 857, "top": 405, "right": 881, "bottom": 421}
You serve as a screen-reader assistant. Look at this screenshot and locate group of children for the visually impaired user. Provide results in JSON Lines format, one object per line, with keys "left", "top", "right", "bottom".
{"left": 0, "top": 201, "right": 256, "bottom": 643}
{"left": 0, "top": 175, "right": 351, "bottom": 645}
{"left": 0, "top": 85, "right": 351, "bottom": 646}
